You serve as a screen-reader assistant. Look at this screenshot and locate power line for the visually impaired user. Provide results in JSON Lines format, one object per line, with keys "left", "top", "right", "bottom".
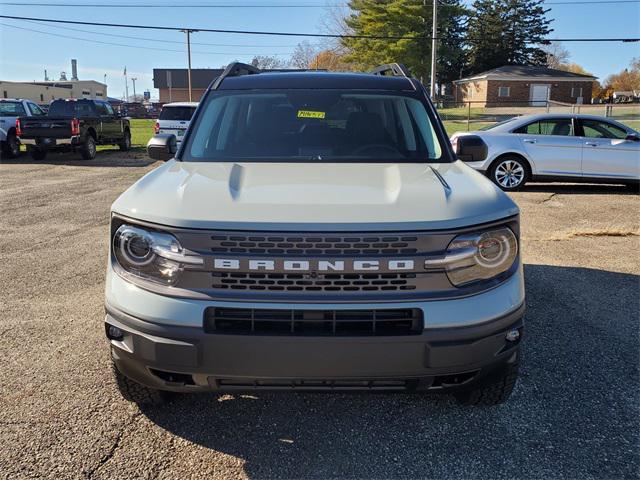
{"left": 0, "top": 0, "right": 638, "bottom": 5}
{"left": 0, "top": 14, "right": 638, "bottom": 41}
{"left": 19, "top": 18, "right": 298, "bottom": 48}
{"left": 0, "top": 22, "right": 293, "bottom": 55}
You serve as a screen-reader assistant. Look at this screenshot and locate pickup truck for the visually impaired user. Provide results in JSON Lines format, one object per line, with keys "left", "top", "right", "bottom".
{"left": 0, "top": 98, "right": 46, "bottom": 158}
{"left": 17, "top": 99, "right": 131, "bottom": 160}
{"left": 108, "top": 63, "right": 524, "bottom": 407}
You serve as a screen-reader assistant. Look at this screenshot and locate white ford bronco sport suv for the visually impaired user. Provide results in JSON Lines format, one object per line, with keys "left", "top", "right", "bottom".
{"left": 106, "top": 63, "right": 524, "bottom": 406}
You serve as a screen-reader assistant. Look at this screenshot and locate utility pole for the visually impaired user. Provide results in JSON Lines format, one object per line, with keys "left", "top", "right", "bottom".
{"left": 124, "top": 66, "right": 129, "bottom": 102}
{"left": 181, "top": 29, "right": 198, "bottom": 102}
{"left": 430, "top": 0, "right": 438, "bottom": 99}
{"left": 131, "top": 77, "right": 137, "bottom": 102}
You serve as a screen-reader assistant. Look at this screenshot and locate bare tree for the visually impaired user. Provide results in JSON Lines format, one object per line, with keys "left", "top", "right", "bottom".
{"left": 290, "top": 41, "right": 320, "bottom": 69}
{"left": 250, "top": 55, "right": 289, "bottom": 70}
{"left": 541, "top": 41, "right": 570, "bottom": 69}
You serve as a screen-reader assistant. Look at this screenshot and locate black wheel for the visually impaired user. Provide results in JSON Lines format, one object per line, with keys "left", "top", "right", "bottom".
{"left": 489, "top": 156, "right": 530, "bottom": 191}
{"left": 80, "top": 135, "right": 97, "bottom": 160}
{"left": 111, "top": 362, "right": 169, "bottom": 406}
{"left": 454, "top": 356, "right": 520, "bottom": 406}
{"left": 1, "top": 131, "right": 20, "bottom": 158}
{"left": 28, "top": 146, "right": 47, "bottom": 161}
{"left": 624, "top": 183, "right": 639, "bottom": 193}
{"left": 119, "top": 130, "right": 131, "bottom": 151}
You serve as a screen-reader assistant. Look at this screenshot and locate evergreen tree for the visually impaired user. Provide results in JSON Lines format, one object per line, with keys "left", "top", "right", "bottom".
{"left": 340, "top": 0, "right": 467, "bottom": 84}
{"left": 466, "top": 0, "right": 552, "bottom": 73}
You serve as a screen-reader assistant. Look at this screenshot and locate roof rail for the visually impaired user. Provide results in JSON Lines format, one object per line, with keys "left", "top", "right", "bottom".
{"left": 210, "top": 62, "right": 261, "bottom": 90}
{"left": 371, "top": 63, "right": 412, "bottom": 78}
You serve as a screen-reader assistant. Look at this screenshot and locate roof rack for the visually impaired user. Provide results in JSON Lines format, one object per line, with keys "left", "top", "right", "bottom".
{"left": 210, "top": 62, "right": 261, "bottom": 90}
{"left": 370, "top": 63, "right": 412, "bottom": 78}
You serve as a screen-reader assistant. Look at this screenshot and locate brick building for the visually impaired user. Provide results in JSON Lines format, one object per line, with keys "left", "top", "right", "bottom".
{"left": 153, "top": 68, "right": 223, "bottom": 103}
{"left": 453, "top": 65, "right": 596, "bottom": 107}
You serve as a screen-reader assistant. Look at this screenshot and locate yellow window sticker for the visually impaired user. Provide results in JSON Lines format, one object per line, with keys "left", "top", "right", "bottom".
{"left": 297, "top": 110, "right": 326, "bottom": 119}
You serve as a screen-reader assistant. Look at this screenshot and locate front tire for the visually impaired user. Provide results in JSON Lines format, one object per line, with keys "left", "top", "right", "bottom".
{"left": 111, "top": 362, "right": 169, "bottom": 406}
{"left": 119, "top": 130, "right": 131, "bottom": 151}
{"left": 454, "top": 356, "right": 520, "bottom": 406}
{"left": 80, "top": 135, "right": 97, "bottom": 160}
{"left": 489, "top": 156, "right": 529, "bottom": 191}
{"left": 1, "top": 132, "right": 20, "bottom": 158}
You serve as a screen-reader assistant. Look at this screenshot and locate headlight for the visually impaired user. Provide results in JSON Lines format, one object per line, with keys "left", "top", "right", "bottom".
{"left": 113, "top": 224, "right": 203, "bottom": 285}
{"left": 425, "top": 227, "right": 518, "bottom": 286}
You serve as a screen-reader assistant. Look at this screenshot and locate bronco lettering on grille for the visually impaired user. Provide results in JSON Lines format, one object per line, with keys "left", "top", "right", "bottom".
{"left": 213, "top": 258, "right": 416, "bottom": 272}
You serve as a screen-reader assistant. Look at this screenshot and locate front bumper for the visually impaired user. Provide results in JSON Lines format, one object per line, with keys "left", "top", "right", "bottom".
{"left": 106, "top": 267, "right": 525, "bottom": 393}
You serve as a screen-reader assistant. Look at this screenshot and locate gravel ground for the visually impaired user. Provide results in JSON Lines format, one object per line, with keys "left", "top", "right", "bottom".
{"left": 0, "top": 151, "right": 638, "bottom": 479}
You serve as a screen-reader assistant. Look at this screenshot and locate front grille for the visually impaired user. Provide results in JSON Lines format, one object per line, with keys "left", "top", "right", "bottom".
{"left": 210, "top": 233, "right": 420, "bottom": 255}
{"left": 211, "top": 272, "right": 418, "bottom": 292}
{"left": 204, "top": 307, "right": 423, "bottom": 336}
{"left": 214, "top": 378, "right": 418, "bottom": 391}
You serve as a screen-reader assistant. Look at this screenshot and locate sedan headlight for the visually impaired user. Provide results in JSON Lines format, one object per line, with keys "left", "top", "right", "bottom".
{"left": 113, "top": 224, "right": 203, "bottom": 285}
{"left": 425, "top": 227, "right": 518, "bottom": 286}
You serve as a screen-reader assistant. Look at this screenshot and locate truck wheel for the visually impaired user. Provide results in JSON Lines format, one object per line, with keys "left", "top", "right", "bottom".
{"left": 28, "top": 146, "right": 47, "bottom": 161}
{"left": 454, "top": 357, "right": 520, "bottom": 406}
{"left": 1, "top": 132, "right": 20, "bottom": 158}
{"left": 80, "top": 136, "right": 97, "bottom": 160}
{"left": 119, "top": 130, "right": 131, "bottom": 151}
{"left": 111, "top": 362, "right": 169, "bottom": 407}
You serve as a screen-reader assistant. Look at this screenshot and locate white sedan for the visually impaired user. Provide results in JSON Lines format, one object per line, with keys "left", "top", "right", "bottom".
{"left": 450, "top": 114, "right": 640, "bottom": 191}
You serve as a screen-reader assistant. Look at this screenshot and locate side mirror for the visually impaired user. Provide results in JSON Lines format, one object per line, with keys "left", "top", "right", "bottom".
{"left": 147, "top": 134, "right": 177, "bottom": 161}
{"left": 625, "top": 133, "right": 639, "bottom": 142}
{"left": 452, "top": 135, "right": 488, "bottom": 162}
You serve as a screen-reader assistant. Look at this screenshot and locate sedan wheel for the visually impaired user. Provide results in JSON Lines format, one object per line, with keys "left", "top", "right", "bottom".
{"left": 492, "top": 158, "right": 527, "bottom": 190}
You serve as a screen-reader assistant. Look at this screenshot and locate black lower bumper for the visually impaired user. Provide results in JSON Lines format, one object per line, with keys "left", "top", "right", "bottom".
{"left": 106, "top": 303, "right": 524, "bottom": 393}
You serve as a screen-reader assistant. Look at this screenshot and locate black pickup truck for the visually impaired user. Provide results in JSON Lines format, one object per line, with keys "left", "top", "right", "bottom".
{"left": 17, "top": 99, "right": 131, "bottom": 160}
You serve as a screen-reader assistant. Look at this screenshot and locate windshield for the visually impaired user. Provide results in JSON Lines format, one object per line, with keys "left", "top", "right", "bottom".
{"left": 480, "top": 117, "right": 520, "bottom": 131}
{"left": 160, "top": 106, "right": 196, "bottom": 121}
{"left": 183, "top": 90, "right": 443, "bottom": 162}
{"left": 0, "top": 102, "right": 26, "bottom": 116}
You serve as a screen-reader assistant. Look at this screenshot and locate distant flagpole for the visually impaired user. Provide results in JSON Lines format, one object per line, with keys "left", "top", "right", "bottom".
{"left": 124, "top": 66, "right": 129, "bottom": 102}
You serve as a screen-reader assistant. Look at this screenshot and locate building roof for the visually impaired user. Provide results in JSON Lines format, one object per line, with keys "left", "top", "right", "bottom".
{"left": 217, "top": 71, "right": 416, "bottom": 91}
{"left": 455, "top": 65, "right": 596, "bottom": 83}
{"left": 153, "top": 69, "right": 224, "bottom": 89}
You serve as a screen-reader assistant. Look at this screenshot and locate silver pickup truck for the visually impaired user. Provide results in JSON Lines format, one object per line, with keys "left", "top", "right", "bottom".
{"left": 0, "top": 99, "right": 46, "bottom": 158}
{"left": 106, "top": 63, "right": 524, "bottom": 407}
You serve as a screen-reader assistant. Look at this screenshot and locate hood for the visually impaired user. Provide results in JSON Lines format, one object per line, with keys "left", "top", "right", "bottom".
{"left": 111, "top": 160, "right": 518, "bottom": 231}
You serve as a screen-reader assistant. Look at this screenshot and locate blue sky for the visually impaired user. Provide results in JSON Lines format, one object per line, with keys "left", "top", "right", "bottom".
{"left": 0, "top": 1, "right": 638, "bottom": 101}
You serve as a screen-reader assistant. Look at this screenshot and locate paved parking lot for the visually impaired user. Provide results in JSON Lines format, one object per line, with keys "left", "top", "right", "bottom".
{"left": 1, "top": 151, "right": 638, "bottom": 479}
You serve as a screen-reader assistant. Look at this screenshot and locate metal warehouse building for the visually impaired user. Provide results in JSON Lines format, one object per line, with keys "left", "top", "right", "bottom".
{"left": 0, "top": 80, "right": 107, "bottom": 104}
{"left": 153, "top": 68, "right": 223, "bottom": 103}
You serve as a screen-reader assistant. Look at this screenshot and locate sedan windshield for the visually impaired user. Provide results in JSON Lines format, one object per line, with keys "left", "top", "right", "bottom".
{"left": 183, "top": 90, "right": 443, "bottom": 162}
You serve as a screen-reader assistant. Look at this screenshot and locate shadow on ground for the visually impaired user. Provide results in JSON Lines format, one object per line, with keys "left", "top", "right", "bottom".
{"left": 1, "top": 148, "right": 157, "bottom": 168}
{"left": 140, "top": 264, "right": 639, "bottom": 479}
{"left": 523, "top": 182, "right": 638, "bottom": 195}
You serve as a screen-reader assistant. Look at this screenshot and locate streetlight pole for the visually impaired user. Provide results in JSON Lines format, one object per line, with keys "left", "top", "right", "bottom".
{"left": 430, "top": 0, "right": 438, "bottom": 99}
{"left": 131, "top": 77, "right": 137, "bottom": 102}
{"left": 181, "top": 29, "right": 198, "bottom": 102}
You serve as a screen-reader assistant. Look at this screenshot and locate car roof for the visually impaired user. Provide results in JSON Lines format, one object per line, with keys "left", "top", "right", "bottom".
{"left": 217, "top": 71, "right": 417, "bottom": 91}
{"left": 163, "top": 102, "right": 199, "bottom": 107}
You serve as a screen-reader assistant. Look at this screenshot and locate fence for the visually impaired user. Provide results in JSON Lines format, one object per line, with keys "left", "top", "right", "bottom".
{"left": 436, "top": 100, "right": 640, "bottom": 133}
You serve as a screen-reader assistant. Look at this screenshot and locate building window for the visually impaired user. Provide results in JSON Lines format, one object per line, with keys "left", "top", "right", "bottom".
{"left": 571, "top": 87, "right": 583, "bottom": 98}
{"left": 3, "top": 90, "right": 6, "bottom": 98}
{"left": 95, "top": 92, "right": 103, "bottom": 97}
{"left": 498, "top": 86, "right": 511, "bottom": 97}
{"left": 82, "top": 90, "right": 91, "bottom": 96}
{"left": 40, "top": 94, "right": 44, "bottom": 101}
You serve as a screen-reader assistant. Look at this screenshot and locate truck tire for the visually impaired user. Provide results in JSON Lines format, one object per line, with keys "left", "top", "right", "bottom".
{"left": 454, "top": 357, "right": 520, "bottom": 406}
{"left": 80, "top": 135, "right": 97, "bottom": 160}
{"left": 119, "top": 130, "right": 131, "bottom": 151}
{"left": 111, "top": 362, "right": 169, "bottom": 407}
{"left": 1, "top": 131, "right": 20, "bottom": 158}
{"left": 28, "top": 146, "right": 47, "bottom": 161}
